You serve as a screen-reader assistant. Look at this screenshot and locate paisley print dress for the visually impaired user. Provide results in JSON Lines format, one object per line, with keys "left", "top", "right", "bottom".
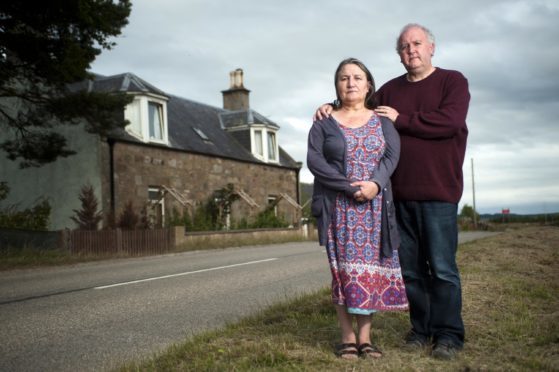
{"left": 326, "top": 115, "right": 408, "bottom": 314}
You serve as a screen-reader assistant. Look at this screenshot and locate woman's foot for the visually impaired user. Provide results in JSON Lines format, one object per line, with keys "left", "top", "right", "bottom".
{"left": 358, "top": 343, "right": 383, "bottom": 359}
{"left": 336, "top": 343, "right": 359, "bottom": 360}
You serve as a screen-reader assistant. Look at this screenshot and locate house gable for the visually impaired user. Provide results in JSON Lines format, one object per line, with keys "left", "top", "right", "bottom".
{"left": 0, "top": 70, "right": 302, "bottom": 230}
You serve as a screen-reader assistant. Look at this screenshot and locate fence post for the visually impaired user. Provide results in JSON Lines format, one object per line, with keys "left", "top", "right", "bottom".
{"left": 60, "top": 229, "right": 71, "bottom": 253}
{"left": 116, "top": 228, "right": 123, "bottom": 255}
{"left": 170, "top": 227, "right": 176, "bottom": 251}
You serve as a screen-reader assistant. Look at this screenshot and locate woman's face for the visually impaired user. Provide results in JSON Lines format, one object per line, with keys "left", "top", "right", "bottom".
{"left": 336, "top": 63, "right": 370, "bottom": 106}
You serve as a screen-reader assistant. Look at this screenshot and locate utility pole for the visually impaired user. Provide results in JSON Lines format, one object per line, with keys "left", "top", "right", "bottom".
{"left": 471, "top": 158, "right": 478, "bottom": 229}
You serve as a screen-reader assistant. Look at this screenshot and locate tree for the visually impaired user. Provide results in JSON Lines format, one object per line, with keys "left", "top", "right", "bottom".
{"left": 0, "top": 182, "right": 51, "bottom": 230}
{"left": 212, "top": 183, "right": 240, "bottom": 229}
{"left": 0, "top": 0, "right": 133, "bottom": 167}
{"left": 460, "top": 204, "right": 479, "bottom": 221}
{"left": 117, "top": 201, "right": 138, "bottom": 230}
{"left": 71, "top": 183, "right": 102, "bottom": 230}
{"left": 138, "top": 204, "right": 153, "bottom": 230}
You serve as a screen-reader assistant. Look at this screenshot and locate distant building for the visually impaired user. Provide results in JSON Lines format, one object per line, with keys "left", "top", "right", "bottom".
{"left": 1, "top": 69, "right": 302, "bottom": 230}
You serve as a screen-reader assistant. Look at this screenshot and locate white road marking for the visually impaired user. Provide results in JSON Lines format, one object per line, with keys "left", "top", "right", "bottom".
{"left": 94, "top": 258, "right": 278, "bottom": 289}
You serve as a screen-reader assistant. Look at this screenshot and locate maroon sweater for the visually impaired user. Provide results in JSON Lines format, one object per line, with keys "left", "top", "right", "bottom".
{"left": 375, "top": 68, "right": 470, "bottom": 203}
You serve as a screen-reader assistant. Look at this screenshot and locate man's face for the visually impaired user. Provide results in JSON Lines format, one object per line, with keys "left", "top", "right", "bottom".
{"left": 397, "top": 27, "right": 435, "bottom": 73}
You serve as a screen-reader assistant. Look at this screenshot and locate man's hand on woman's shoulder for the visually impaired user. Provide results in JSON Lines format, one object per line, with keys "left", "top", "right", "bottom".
{"left": 313, "top": 103, "right": 334, "bottom": 122}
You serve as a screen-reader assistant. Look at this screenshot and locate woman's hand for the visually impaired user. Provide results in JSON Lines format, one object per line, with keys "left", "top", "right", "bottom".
{"left": 353, "top": 189, "right": 365, "bottom": 203}
{"left": 313, "top": 103, "right": 334, "bottom": 121}
{"left": 351, "top": 181, "right": 380, "bottom": 201}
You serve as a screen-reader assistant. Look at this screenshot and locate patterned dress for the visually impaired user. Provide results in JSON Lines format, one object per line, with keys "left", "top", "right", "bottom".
{"left": 326, "top": 114, "right": 408, "bottom": 314}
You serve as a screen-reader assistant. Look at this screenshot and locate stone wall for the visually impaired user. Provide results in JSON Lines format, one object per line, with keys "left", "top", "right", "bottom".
{"left": 110, "top": 142, "right": 300, "bottom": 226}
{"left": 174, "top": 225, "right": 311, "bottom": 250}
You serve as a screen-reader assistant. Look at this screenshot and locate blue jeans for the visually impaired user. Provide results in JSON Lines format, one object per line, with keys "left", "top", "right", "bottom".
{"left": 396, "top": 201, "right": 465, "bottom": 347}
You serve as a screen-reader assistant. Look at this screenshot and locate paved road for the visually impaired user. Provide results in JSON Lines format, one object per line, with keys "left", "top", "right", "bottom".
{"left": 0, "top": 232, "right": 498, "bottom": 371}
{"left": 458, "top": 230, "right": 500, "bottom": 244}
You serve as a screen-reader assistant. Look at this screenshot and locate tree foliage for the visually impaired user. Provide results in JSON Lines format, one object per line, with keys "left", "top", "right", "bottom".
{"left": 212, "top": 183, "right": 240, "bottom": 228}
{"left": 168, "top": 184, "right": 290, "bottom": 231}
{"left": 117, "top": 201, "right": 139, "bottom": 230}
{"left": 460, "top": 204, "right": 479, "bottom": 220}
{"left": 0, "top": 0, "right": 133, "bottom": 167}
{"left": 0, "top": 182, "right": 51, "bottom": 230}
{"left": 71, "top": 183, "right": 102, "bottom": 230}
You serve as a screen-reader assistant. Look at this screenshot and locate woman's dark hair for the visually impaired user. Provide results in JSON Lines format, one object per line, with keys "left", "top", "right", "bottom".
{"left": 334, "top": 57, "right": 376, "bottom": 109}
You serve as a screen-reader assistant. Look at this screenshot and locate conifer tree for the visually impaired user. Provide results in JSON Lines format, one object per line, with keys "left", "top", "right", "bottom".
{"left": 0, "top": 1, "right": 132, "bottom": 167}
{"left": 71, "top": 184, "right": 102, "bottom": 230}
{"left": 117, "top": 201, "right": 138, "bottom": 229}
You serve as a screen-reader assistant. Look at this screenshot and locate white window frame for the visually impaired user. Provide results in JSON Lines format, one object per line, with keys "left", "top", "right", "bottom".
{"left": 267, "top": 131, "right": 278, "bottom": 162}
{"left": 148, "top": 186, "right": 165, "bottom": 227}
{"left": 148, "top": 101, "right": 164, "bottom": 141}
{"left": 253, "top": 128, "right": 264, "bottom": 158}
{"left": 124, "top": 94, "right": 169, "bottom": 145}
{"left": 250, "top": 126, "right": 279, "bottom": 163}
{"left": 267, "top": 195, "right": 278, "bottom": 216}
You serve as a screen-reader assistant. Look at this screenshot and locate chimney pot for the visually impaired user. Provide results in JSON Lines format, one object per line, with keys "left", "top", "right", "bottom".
{"left": 222, "top": 68, "right": 250, "bottom": 110}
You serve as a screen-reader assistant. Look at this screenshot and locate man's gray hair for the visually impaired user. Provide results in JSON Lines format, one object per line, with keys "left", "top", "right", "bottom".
{"left": 396, "top": 23, "right": 435, "bottom": 52}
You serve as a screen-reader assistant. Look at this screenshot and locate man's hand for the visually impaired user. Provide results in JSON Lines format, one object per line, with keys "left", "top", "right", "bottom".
{"left": 313, "top": 103, "right": 334, "bottom": 121}
{"left": 351, "top": 181, "right": 380, "bottom": 201}
{"left": 375, "top": 105, "right": 399, "bottom": 122}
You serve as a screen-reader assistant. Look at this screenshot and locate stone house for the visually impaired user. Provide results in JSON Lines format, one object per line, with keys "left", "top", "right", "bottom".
{"left": 1, "top": 69, "right": 302, "bottom": 230}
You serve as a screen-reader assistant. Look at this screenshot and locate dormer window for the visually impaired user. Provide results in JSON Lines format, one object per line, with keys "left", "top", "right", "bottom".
{"left": 124, "top": 94, "right": 169, "bottom": 145}
{"left": 250, "top": 126, "right": 278, "bottom": 163}
{"left": 148, "top": 102, "right": 164, "bottom": 140}
{"left": 254, "top": 129, "right": 263, "bottom": 157}
{"left": 267, "top": 132, "right": 277, "bottom": 162}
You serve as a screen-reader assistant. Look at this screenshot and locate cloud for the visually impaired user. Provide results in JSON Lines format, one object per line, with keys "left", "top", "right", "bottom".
{"left": 92, "top": 0, "right": 559, "bottom": 214}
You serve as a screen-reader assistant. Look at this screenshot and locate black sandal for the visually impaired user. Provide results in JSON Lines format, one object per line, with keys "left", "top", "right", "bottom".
{"left": 358, "top": 343, "right": 383, "bottom": 359}
{"left": 337, "top": 343, "right": 359, "bottom": 360}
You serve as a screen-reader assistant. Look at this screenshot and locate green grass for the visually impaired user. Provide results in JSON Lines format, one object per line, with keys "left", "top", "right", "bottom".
{"left": 117, "top": 225, "right": 559, "bottom": 371}
{"left": 0, "top": 247, "right": 97, "bottom": 270}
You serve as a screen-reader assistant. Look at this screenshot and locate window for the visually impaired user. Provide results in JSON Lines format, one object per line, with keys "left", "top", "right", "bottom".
{"left": 254, "top": 129, "right": 263, "bottom": 157}
{"left": 267, "top": 132, "right": 277, "bottom": 161}
{"left": 148, "top": 187, "right": 164, "bottom": 227}
{"left": 267, "top": 195, "right": 278, "bottom": 217}
{"left": 124, "top": 95, "right": 169, "bottom": 144}
{"left": 148, "top": 102, "right": 164, "bottom": 140}
{"left": 250, "top": 127, "right": 278, "bottom": 163}
{"left": 193, "top": 127, "right": 211, "bottom": 143}
{"left": 125, "top": 98, "right": 142, "bottom": 137}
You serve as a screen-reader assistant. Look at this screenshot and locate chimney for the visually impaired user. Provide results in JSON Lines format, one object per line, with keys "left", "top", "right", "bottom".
{"left": 222, "top": 68, "right": 250, "bottom": 110}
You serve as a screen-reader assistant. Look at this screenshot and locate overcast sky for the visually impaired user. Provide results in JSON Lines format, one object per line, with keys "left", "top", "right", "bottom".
{"left": 91, "top": 0, "right": 559, "bottom": 215}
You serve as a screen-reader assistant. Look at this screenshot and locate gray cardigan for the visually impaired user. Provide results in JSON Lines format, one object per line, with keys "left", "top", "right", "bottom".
{"left": 307, "top": 115, "right": 400, "bottom": 258}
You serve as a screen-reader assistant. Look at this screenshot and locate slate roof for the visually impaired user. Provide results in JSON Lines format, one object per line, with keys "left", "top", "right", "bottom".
{"left": 70, "top": 73, "right": 167, "bottom": 96}
{"left": 86, "top": 72, "right": 300, "bottom": 169}
{"left": 219, "top": 110, "right": 280, "bottom": 130}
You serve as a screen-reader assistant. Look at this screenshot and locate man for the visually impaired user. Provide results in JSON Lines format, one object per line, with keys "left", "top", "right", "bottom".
{"left": 315, "top": 23, "right": 470, "bottom": 360}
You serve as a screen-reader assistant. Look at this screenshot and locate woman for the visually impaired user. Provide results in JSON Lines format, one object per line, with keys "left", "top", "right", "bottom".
{"left": 307, "top": 58, "right": 408, "bottom": 359}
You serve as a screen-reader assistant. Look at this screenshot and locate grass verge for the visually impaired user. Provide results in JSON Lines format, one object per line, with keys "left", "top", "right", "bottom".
{"left": 117, "top": 225, "right": 559, "bottom": 371}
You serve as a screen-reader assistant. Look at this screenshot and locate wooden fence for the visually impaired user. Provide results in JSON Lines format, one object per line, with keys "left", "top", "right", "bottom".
{"left": 3, "top": 225, "right": 315, "bottom": 257}
{"left": 62, "top": 228, "right": 175, "bottom": 256}
{"left": 0, "top": 228, "right": 61, "bottom": 250}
